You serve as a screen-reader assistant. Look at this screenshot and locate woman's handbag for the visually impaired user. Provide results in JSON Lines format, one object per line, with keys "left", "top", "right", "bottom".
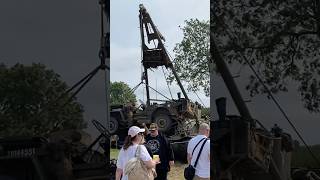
{"left": 124, "top": 145, "right": 156, "bottom": 180}
{"left": 184, "top": 138, "right": 208, "bottom": 180}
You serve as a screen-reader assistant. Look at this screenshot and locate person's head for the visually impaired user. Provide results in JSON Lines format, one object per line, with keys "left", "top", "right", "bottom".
{"left": 198, "top": 123, "right": 210, "bottom": 137}
{"left": 123, "top": 126, "right": 145, "bottom": 150}
{"left": 149, "top": 123, "right": 159, "bottom": 137}
{"left": 135, "top": 122, "right": 149, "bottom": 136}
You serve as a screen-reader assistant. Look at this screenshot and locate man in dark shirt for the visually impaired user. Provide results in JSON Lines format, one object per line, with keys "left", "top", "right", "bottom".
{"left": 145, "top": 123, "right": 174, "bottom": 180}
{"left": 137, "top": 122, "right": 153, "bottom": 157}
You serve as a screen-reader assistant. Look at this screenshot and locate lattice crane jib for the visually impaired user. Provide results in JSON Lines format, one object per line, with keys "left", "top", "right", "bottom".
{"left": 138, "top": 4, "right": 189, "bottom": 106}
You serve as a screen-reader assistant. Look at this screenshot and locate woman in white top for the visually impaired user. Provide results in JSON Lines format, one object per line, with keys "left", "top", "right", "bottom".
{"left": 116, "top": 126, "right": 158, "bottom": 180}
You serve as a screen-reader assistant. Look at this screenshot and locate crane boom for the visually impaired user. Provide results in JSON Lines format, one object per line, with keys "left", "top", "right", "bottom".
{"left": 138, "top": 4, "right": 189, "bottom": 106}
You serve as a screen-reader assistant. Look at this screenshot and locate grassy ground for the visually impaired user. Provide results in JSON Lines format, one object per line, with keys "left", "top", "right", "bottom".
{"left": 110, "top": 148, "right": 119, "bottom": 159}
{"left": 110, "top": 148, "right": 187, "bottom": 180}
{"left": 168, "top": 161, "right": 187, "bottom": 180}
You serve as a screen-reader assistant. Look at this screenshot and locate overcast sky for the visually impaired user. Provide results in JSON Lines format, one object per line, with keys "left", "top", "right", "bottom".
{"left": 110, "top": 0, "right": 210, "bottom": 107}
{"left": 0, "top": 0, "right": 106, "bottom": 137}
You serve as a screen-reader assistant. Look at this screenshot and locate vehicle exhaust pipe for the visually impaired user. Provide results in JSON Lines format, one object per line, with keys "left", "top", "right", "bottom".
{"left": 216, "top": 97, "right": 226, "bottom": 121}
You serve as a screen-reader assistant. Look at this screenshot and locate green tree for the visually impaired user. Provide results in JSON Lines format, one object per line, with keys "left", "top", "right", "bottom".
{"left": 201, "top": 107, "right": 210, "bottom": 117}
{"left": 173, "top": 2, "right": 320, "bottom": 112}
{"left": 110, "top": 81, "right": 136, "bottom": 105}
{"left": 0, "top": 63, "right": 86, "bottom": 137}
{"left": 212, "top": 0, "right": 320, "bottom": 112}
{"left": 169, "top": 19, "right": 210, "bottom": 96}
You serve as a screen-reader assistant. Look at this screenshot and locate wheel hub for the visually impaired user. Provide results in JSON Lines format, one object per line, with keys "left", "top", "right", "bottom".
{"left": 157, "top": 118, "right": 167, "bottom": 128}
{"left": 109, "top": 118, "right": 118, "bottom": 134}
{"left": 110, "top": 121, "right": 115, "bottom": 130}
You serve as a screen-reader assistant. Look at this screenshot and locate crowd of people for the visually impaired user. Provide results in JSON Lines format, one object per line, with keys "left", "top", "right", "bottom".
{"left": 115, "top": 122, "right": 210, "bottom": 180}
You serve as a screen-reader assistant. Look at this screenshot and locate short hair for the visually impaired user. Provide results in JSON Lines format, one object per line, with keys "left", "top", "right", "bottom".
{"left": 199, "top": 123, "right": 210, "bottom": 131}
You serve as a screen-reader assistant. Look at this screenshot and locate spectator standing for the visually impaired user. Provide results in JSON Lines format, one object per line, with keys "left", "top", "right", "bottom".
{"left": 187, "top": 123, "right": 210, "bottom": 180}
{"left": 116, "top": 126, "right": 159, "bottom": 180}
{"left": 145, "top": 123, "right": 174, "bottom": 180}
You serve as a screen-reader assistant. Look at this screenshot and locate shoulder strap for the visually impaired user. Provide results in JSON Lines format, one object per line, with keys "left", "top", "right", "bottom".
{"left": 135, "top": 145, "right": 141, "bottom": 157}
{"left": 192, "top": 137, "right": 206, "bottom": 156}
{"left": 194, "top": 139, "right": 208, "bottom": 168}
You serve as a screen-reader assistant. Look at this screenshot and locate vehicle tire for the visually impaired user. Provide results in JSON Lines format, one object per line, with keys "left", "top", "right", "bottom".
{"left": 171, "top": 140, "right": 189, "bottom": 163}
{"left": 153, "top": 112, "right": 172, "bottom": 133}
{"left": 109, "top": 117, "right": 119, "bottom": 135}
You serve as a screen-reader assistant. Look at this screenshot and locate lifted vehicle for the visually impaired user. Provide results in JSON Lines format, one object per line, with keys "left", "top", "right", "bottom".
{"left": 109, "top": 4, "right": 208, "bottom": 164}
{"left": 110, "top": 4, "right": 205, "bottom": 139}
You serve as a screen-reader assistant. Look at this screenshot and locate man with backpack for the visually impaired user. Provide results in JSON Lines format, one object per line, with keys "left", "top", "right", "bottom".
{"left": 187, "top": 123, "right": 210, "bottom": 180}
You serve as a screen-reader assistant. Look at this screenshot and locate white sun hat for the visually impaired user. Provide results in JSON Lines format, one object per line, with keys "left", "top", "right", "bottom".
{"left": 128, "top": 126, "right": 145, "bottom": 137}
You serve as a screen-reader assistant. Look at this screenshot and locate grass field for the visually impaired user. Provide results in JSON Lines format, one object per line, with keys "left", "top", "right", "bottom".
{"left": 110, "top": 148, "right": 187, "bottom": 180}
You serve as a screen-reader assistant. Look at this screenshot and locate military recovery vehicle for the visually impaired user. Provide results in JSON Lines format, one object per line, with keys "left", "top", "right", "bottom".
{"left": 110, "top": 4, "right": 206, "bottom": 151}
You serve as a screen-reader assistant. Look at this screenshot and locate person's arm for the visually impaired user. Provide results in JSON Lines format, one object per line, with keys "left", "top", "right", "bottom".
{"left": 164, "top": 136, "right": 175, "bottom": 166}
{"left": 144, "top": 159, "right": 157, "bottom": 169}
{"left": 208, "top": 140, "right": 211, "bottom": 162}
{"left": 187, "top": 153, "right": 192, "bottom": 165}
{"left": 115, "top": 168, "right": 123, "bottom": 180}
{"left": 140, "top": 145, "right": 158, "bottom": 169}
{"left": 116, "top": 149, "right": 124, "bottom": 180}
{"left": 187, "top": 140, "right": 192, "bottom": 165}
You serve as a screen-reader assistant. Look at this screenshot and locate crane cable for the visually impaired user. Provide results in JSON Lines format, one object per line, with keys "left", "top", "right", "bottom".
{"left": 142, "top": 82, "right": 171, "bottom": 101}
{"left": 213, "top": 13, "right": 320, "bottom": 166}
{"left": 164, "top": 41, "right": 208, "bottom": 107}
{"left": 161, "top": 66, "right": 174, "bottom": 99}
{"left": 192, "top": 88, "right": 207, "bottom": 108}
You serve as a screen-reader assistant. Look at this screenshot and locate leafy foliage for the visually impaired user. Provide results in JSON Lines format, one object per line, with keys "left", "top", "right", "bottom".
{"left": 0, "top": 63, "right": 86, "bottom": 137}
{"left": 212, "top": 0, "right": 320, "bottom": 112}
{"left": 110, "top": 81, "right": 136, "bottom": 105}
{"left": 201, "top": 107, "right": 210, "bottom": 117}
{"left": 169, "top": 19, "right": 210, "bottom": 96}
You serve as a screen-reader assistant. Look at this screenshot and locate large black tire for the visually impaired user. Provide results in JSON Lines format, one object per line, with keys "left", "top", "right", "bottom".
{"left": 171, "top": 141, "right": 188, "bottom": 163}
{"left": 153, "top": 111, "right": 172, "bottom": 133}
{"left": 109, "top": 117, "right": 119, "bottom": 135}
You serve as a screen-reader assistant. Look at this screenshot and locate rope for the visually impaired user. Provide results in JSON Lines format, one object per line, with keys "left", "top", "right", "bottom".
{"left": 53, "top": 66, "right": 101, "bottom": 129}
{"left": 192, "top": 88, "right": 207, "bottom": 108}
{"left": 37, "top": 65, "right": 100, "bottom": 120}
{"left": 142, "top": 82, "right": 171, "bottom": 101}
{"left": 130, "top": 81, "right": 143, "bottom": 93}
{"left": 213, "top": 13, "right": 320, "bottom": 166}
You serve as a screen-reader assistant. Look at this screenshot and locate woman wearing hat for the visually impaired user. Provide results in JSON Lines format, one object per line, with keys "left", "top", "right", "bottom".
{"left": 115, "top": 126, "right": 159, "bottom": 180}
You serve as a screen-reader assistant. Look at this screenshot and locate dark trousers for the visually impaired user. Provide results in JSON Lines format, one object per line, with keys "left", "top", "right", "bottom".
{"left": 155, "top": 169, "right": 168, "bottom": 180}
